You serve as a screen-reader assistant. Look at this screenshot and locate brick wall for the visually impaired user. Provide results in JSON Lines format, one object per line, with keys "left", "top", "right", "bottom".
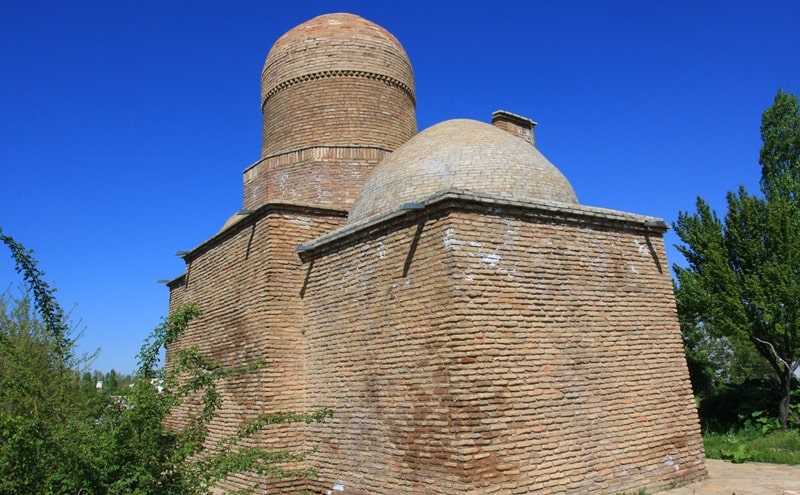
{"left": 303, "top": 213, "right": 460, "bottom": 493}
{"left": 166, "top": 11, "right": 706, "bottom": 494}
{"left": 261, "top": 77, "right": 416, "bottom": 158}
{"left": 167, "top": 206, "right": 346, "bottom": 493}
{"left": 243, "top": 146, "right": 390, "bottom": 211}
{"left": 300, "top": 201, "right": 705, "bottom": 494}
{"left": 260, "top": 14, "right": 417, "bottom": 160}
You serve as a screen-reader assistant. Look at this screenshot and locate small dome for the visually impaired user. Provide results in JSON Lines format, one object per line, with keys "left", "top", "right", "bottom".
{"left": 262, "top": 13, "right": 414, "bottom": 97}
{"left": 348, "top": 119, "right": 578, "bottom": 223}
{"left": 260, "top": 13, "right": 417, "bottom": 157}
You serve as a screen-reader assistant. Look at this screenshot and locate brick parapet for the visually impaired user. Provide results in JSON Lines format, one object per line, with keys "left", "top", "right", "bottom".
{"left": 173, "top": 202, "right": 347, "bottom": 266}
{"left": 298, "top": 189, "right": 668, "bottom": 262}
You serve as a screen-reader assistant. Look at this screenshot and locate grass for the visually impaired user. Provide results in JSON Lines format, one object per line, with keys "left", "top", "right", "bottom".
{"left": 703, "top": 427, "right": 800, "bottom": 464}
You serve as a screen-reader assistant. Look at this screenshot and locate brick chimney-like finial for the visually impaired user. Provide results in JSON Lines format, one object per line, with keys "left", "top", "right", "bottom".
{"left": 492, "top": 110, "right": 537, "bottom": 146}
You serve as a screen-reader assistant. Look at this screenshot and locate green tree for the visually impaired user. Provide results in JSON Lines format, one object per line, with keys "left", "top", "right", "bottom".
{"left": 674, "top": 90, "right": 800, "bottom": 429}
{"left": 1, "top": 228, "right": 331, "bottom": 493}
{"left": 1, "top": 230, "right": 104, "bottom": 494}
{"left": 104, "top": 368, "right": 119, "bottom": 394}
{"left": 98, "top": 304, "right": 333, "bottom": 494}
{"left": 0, "top": 229, "right": 72, "bottom": 362}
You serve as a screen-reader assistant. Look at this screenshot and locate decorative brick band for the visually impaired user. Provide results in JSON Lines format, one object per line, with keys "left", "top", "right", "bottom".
{"left": 264, "top": 145, "right": 391, "bottom": 165}
{"left": 244, "top": 146, "right": 391, "bottom": 180}
{"left": 261, "top": 70, "right": 416, "bottom": 111}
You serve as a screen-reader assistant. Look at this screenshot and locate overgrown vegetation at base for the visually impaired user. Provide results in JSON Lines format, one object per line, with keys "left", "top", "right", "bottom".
{"left": 697, "top": 379, "right": 800, "bottom": 464}
{"left": 703, "top": 428, "right": 800, "bottom": 464}
{"left": 0, "top": 227, "right": 330, "bottom": 494}
{"left": 697, "top": 379, "right": 800, "bottom": 433}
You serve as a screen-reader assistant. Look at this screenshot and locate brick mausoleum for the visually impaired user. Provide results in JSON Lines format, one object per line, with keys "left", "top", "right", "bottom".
{"left": 166, "top": 12, "right": 707, "bottom": 494}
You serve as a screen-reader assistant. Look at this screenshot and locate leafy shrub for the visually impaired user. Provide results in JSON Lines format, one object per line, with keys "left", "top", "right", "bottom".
{"left": 704, "top": 427, "right": 800, "bottom": 464}
{"left": 1, "top": 228, "right": 330, "bottom": 494}
{"left": 697, "top": 378, "right": 783, "bottom": 432}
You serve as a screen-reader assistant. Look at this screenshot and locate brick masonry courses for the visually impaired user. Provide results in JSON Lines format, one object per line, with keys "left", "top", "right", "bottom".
{"left": 347, "top": 120, "right": 578, "bottom": 223}
{"left": 167, "top": 205, "right": 347, "bottom": 493}
{"left": 243, "top": 146, "right": 391, "bottom": 211}
{"left": 299, "top": 198, "right": 706, "bottom": 495}
{"left": 252, "top": 14, "right": 417, "bottom": 212}
{"left": 167, "top": 194, "right": 706, "bottom": 494}
{"left": 166, "top": 11, "right": 706, "bottom": 494}
{"left": 261, "top": 76, "right": 416, "bottom": 159}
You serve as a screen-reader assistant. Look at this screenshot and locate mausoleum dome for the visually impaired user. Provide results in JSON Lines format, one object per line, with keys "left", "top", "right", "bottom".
{"left": 348, "top": 119, "right": 578, "bottom": 223}
{"left": 260, "top": 13, "right": 417, "bottom": 157}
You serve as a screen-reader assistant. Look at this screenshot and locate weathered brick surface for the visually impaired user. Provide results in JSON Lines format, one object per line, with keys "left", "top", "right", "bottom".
{"left": 261, "top": 74, "right": 416, "bottom": 159}
{"left": 166, "top": 11, "right": 706, "bottom": 494}
{"left": 167, "top": 206, "right": 347, "bottom": 493}
{"left": 243, "top": 146, "right": 390, "bottom": 211}
{"left": 299, "top": 202, "right": 705, "bottom": 494}
{"left": 260, "top": 13, "right": 416, "bottom": 159}
{"left": 492, "top": 110, "right": 536, "bottom": 146}
{"left": 169, "top": 200, "right": 706, "bottom": 493}
{"left": 262, "top": 13, "right": 414, "bottom": 105}
{"left": 247, "top": 13, "right": 417, "bottom": 213}
{"left": 348, "top": 120, "right": 578, "bottom": 223}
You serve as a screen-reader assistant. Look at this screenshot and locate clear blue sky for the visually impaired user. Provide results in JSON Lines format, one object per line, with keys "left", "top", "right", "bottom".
{"left": 1, "top": 1, "right": 798, "bottom": 374}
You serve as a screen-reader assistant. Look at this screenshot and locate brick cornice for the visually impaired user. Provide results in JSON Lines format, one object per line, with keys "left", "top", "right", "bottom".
{"left": 261, "top": 69, "right": 416, "bottom": 111}
{"left": 296, "top": 189, "right": 668, "bottom": 262}
{"left": 179, "top": 202, "right": 347, "bottom": 264}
